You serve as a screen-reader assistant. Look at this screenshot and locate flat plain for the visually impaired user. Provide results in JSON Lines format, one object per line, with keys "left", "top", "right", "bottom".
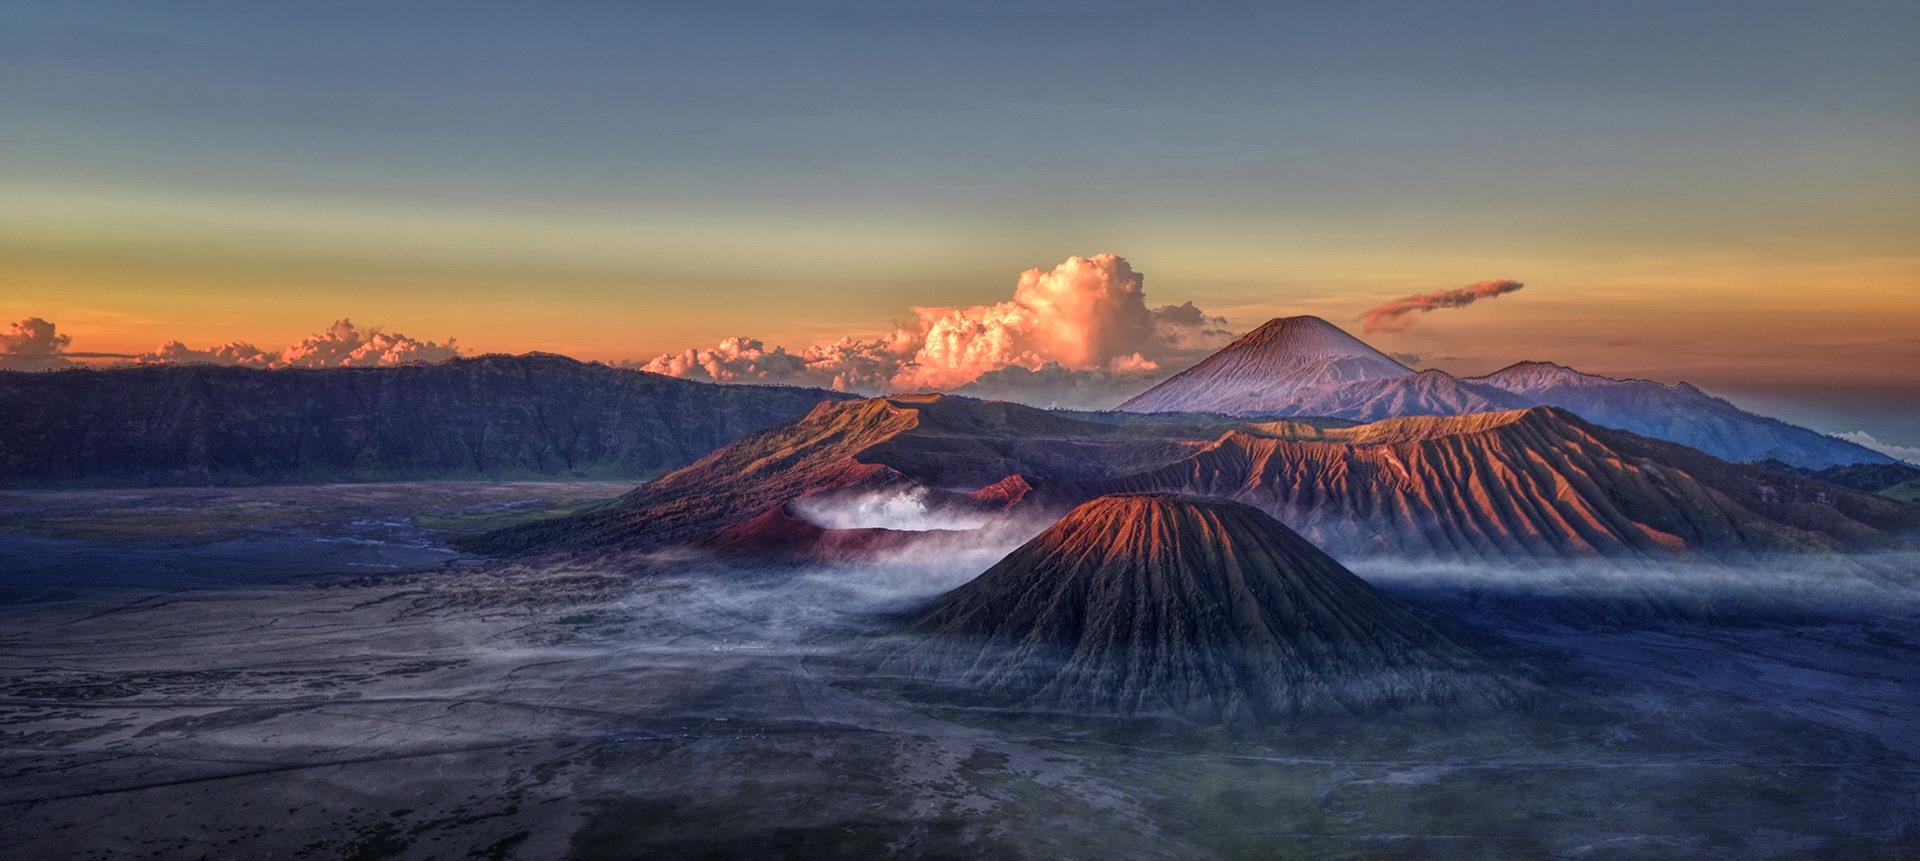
{"left": 2, "top": 482, "right": 1916, "bottom": 859}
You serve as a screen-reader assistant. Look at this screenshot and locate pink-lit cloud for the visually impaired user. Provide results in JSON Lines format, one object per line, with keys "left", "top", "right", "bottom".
{"left": 278, "top": 319, "right": 459, "bottom": 367}
{"left": 640, "top": 332, "right": 912, "bottom": 392}
{"left": 0, "top": 317, "right": 75, "bottom": 371}
{"left": 137, "top": 319, "right": 458, "bottom": 368}
{"left": 1359, "top": 279, "right": 1525, "bottom": 333}
{"left": 637, "top": 253, "right": 1232, "bottom": 405}
{"left": 139, "top": 340, "right": 276, "bottom": 368}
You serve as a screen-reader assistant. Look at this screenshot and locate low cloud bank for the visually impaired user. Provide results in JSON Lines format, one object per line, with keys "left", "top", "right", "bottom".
{"left": 1359, "top": 279, "right": 1524, "bottom": 333}
{"left": 140, "top": 319, "right": 458, "bottom": 369}
{"left": 1349, "top": 553, "right": 1920, "bottom": 621}
{"left": 640, "top": 541, "right": 1920, "bottom": 638}
{"left": 1832, "top": 431, "right": 1920, "bottom": 465}
{"left": 636, "top": 254, "right": 1233, "bottom": 409}
{"left": 2, "top": 316, "right": 459, "bottom": 371}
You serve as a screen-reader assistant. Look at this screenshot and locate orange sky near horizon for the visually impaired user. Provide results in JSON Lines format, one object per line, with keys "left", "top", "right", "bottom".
{"left": 7, "top": 194, "right": 1915, "bottom": 402}
{"left": 4, "top": 2, "right": 1916, "bottom": 442}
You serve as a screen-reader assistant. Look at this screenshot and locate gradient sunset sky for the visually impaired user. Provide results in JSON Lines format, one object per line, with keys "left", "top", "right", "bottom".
{"left": 4, "top": 2, "right": 1916, "bottom": 441}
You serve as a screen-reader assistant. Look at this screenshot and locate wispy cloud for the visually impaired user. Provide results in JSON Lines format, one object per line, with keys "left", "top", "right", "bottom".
{"left": 1360, "top": 279, "right": 1525, "bottom": 333}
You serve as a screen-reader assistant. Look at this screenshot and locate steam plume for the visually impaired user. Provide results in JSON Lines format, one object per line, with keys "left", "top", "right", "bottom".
{"left": 1360, "top": 279, "right": 1525, "bottom": 333}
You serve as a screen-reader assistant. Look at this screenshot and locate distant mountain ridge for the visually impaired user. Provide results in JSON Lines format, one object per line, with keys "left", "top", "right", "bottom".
{"left": 477, "top": 394, "right": 1920, "bottom": 564}
{"left": 1118, "top": 316, "right": 1888, "bottom": 468}
{"left": 0, "top": 354, "right": 852, "bottom": 487}
{"left": 1465, "top": 360, "right": 1883, "bottom": 468}
{"left": 1060, "top": 406, "right": 1920, "bottom": 562}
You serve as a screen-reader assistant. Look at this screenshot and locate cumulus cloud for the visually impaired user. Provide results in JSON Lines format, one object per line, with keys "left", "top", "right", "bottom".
{"left": 278, "top": 319, "right": 459, "bottom": 367}
{"left": 1832, "top": 431, "right": 1920, "bottom": 465}
{"left": 640, "top": 333, "right": 911, "bottom": 392}
{"left": 954, "top": 363, "right": 1170, "bottom": 410}
{"left": 140, "top": 340, "right": 276, "bottom": 368}
{"left": 1359, "top": 279, "right": 1525, "bottom": 333}
{"left": 0, "top": 317, "right": 74, "bottom": 371}
{"left": 904, "top": 254, "right": 1159, "bottom": 388}
{"left": 138, "top": 319, "right": 459, "bottom": 369}
{"left": 1149, "top": 301, "right": 1236, "bottom": 354}
{"left": 638, "top": 253, "right": 1233, "bottom": 404}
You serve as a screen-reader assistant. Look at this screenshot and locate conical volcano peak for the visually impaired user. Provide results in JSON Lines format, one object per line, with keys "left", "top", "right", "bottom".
{"left": 1119, "top": 316, "right": 1411, "bottom": 414}
{"left": 885, "top": 492, "right": 1525, "bottom": 722}
{"left": 1232, "top": 315, "right": 1402, "bottom": 362}
{"left": 1024, "top": 492, "right": 1320, "bottom": 567}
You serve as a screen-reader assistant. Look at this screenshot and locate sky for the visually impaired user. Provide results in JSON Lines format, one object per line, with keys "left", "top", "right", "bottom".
{"left": 3, "top": 1, "right": 1916, "bottom": 443}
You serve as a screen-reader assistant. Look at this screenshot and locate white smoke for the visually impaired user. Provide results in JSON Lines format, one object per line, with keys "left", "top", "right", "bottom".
{"left": 790, "top": 487, "right": 992, "bottom": 532}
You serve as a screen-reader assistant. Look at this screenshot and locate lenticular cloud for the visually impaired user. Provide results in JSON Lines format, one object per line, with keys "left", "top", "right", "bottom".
{"left": 638, "top": 253, "right": 1231, "bottom": 405}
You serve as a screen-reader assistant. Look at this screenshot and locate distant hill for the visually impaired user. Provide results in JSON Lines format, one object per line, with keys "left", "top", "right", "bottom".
{"left": 882, "top": 493, "right": 1526, "bottom": 721}
{"left": 0, "top": 354, "right": 851, "bottom": 487}
{"left": 1758, "top": 460, "right": 1920, "bottom": 504}
{"left": 1465, "top": 361, "right": 1885, "bottom": 469}
{"left": 1116, "top": 316, "right": 1889, "bottom": 469}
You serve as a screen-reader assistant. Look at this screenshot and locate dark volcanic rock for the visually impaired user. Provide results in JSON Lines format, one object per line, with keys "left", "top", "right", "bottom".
{"left": 0, "top": 354, "right": 850, "bottom": 487}
{"left": 883, "top": 494, "right": 1526, "bottom": 722}
{"left": 701, "top": 505, "right": 957, "bottom": 564}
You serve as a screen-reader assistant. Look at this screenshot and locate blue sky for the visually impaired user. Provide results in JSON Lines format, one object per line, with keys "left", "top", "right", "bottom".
{"left": 4, "top": 1, "right": 1917, "bottom": 441}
